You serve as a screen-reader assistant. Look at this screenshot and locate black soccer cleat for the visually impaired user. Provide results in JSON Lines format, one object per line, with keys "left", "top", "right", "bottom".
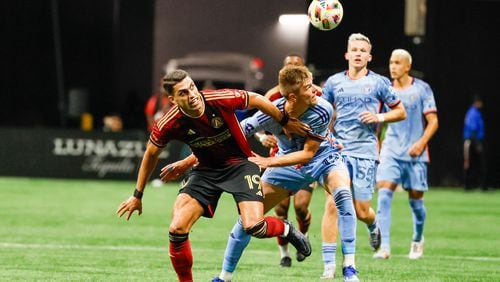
{"left": 296, "top": 251, "right": 306, "bottom": 262}
{"left": 284, "top": 220, "right": 312, "bottom": 258}
{"left": 280, "top": 256, "right": 292, "bottom": 267}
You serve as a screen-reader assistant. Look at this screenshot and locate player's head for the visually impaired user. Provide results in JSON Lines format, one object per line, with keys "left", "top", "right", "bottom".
{"left": 472, "top": 94, "right": 483, "bottom": 109}
{"left": 345, "top": 33, "right": 372, "bottom": 68}
{"left": 283, "top": 53, "right": 305, "bottom": 67}
{"left": 163, "top": 69, "right": 189, "bottom": 96}
{"left": 163, "top": 69, "right": 204, "bottom": 115}
{"left": 389, "top": 49, "right": 412, "bottom": 80}
{"left": 279, "top": 65, "right": 316, "bottom": 105}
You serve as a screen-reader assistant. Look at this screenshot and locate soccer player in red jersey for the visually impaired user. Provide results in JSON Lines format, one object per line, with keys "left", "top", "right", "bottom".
{"left": 117, "top": 69, "right": 311, "bottom": 282}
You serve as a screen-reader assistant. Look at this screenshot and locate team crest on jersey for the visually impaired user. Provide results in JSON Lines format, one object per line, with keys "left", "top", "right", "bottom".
{"left": 211, "top": 117, "right": 224, "bottom": 128}
{"left": 363, "top": 85, "right": 372, "bottom": 93}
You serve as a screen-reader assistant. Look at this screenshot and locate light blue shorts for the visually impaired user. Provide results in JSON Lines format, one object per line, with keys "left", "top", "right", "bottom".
{"left": 342, "top": 155, "right": 377, "bottom": 201}
{"left": 376, "top": 155, "right": 428, "bottom": 191}
{"left": 262, "top": 148, "right": 346, "bottom": 192}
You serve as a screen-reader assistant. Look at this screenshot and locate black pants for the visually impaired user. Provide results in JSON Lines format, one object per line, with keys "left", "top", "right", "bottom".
{"left": 464, "top": 139, "right": 487, "bottom": 190}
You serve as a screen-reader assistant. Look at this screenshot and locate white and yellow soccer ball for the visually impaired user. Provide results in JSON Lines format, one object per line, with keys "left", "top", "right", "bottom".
{"left": 308, "top": 0, "right": 344, "bottom": 31}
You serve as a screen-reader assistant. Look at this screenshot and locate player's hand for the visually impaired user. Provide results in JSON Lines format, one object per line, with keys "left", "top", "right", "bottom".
{"left": 117, "top": 196, "right": 142, "bottom": 221}
{"left": 248, "top": 155, "right": 272, "bottom": 169}
{"left": 283, "top": 117, "right": 310, "bottom": 137}
{"left": 408, "top": 141, "right": 425, "bottom": 157}
{"left": 359, "top": 111, "right": 379, "bottom": 124}
{"left": 327, "top": 135, "right": 344, "bottom": 150}
{"left": 160, "top": 159, "right": 193, "bottom": 182}
{"left": 260, "top": 134, "right": 278, "bottom": 148}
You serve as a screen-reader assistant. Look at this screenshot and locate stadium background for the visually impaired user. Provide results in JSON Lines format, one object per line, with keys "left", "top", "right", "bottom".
{"left": 1, "top": 0, "right": 499, "bottom": 188}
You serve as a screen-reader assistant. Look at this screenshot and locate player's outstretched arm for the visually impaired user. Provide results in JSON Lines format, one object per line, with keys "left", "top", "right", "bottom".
{"left": 117, "top": 141, "right": 163, "bottom": 220}
{"left": 247, "top": 92, "right": 310, "bottom": 136}
{"left": 248, "top": 137, "right": 319, "bottom": 168}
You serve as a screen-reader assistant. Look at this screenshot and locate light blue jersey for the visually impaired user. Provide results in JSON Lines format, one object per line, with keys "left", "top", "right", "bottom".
{"left": 322, "top": 70, "right": 400, "bottom": 160}
{"left": 240, "top": 96, "right": 343, "bottom": 189}
{"left": 381, "top": 77, "right": 437, "bottom": 162}
{"left": 241, "top": 96, "right": 336, "bottom": 158}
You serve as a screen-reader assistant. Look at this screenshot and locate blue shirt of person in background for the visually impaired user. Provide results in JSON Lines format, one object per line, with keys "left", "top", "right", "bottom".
{"left": 463, "top": 97, "right": 484, "bottom": 141}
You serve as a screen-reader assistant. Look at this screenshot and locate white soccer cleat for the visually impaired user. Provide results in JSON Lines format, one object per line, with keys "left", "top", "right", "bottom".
{"left": 320, "top": 264, "right": 335, "bottom": 280}
{"left": 409, "top": 237, "right": 424, "bottom": 259}
{"left": 373, "top": 248, "right": 391, "bottom": 259}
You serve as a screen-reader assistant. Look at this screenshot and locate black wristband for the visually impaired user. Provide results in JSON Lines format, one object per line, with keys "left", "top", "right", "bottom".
{"left": 279, "top": 111, "right": 289, "bottom": 126}
{"left": 133, "top": 188, "right": 143, "bottom": 200}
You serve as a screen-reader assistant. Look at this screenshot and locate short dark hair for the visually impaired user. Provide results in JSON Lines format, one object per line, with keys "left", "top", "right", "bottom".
{"left": 162, "top": 69, "right": 189, "bottom": 96}
{"left": 472, "top": 94, "right": 483, "bottom": 103}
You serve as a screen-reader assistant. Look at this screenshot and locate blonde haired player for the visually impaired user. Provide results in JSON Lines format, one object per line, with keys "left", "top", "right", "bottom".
{"left": 373, "top": 49, "right": 438, "bottom": 259}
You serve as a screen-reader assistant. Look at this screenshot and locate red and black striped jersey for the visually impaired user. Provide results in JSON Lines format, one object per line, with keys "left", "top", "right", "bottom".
{"left": 150, "top": 89, "right": 252, "bottom": 168}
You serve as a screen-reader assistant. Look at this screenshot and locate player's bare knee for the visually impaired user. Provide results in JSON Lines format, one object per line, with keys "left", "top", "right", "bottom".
{"left": 168, "top": 223, "right": 189, "bottom": 235}
{"left": 244, "top": 220, "right": 267, "bottom": 238}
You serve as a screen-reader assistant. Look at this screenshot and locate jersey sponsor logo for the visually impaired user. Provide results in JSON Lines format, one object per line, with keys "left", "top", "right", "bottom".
{"left": 211, "top": 117, "right": 224, "bottom": 128}
{"left": 188, "top": 129, "right": 231, "bottom": 148}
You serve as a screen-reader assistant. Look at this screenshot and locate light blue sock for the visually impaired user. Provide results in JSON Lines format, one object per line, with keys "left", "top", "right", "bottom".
{"left": 222, "top": 218, "right": 252, "bottom": 273}
{"left": 409, "top": 198, "right": 426, "bottom": 242}
{"left": 322, "top": 242, "right": 337, "bottom": 266}
{"left": 333, "top": 187, "right": 357, "bottom": 255}
{"left": 377, "top": 188, "right": 393, "bottom": 249}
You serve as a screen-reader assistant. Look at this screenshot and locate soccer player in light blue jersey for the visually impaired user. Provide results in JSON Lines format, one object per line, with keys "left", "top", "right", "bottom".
{"left": 321, "top": 33, "right": 407, "bottom": 267}
{"left": 373, "top": 49, "right": 438, "bottom": 260}
{"left": 210, "top": 65, "right": 359, "bottom": 282}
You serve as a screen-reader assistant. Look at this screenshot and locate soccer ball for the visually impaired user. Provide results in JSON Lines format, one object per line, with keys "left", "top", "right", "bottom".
{"left": 308, "top": 0, "right": 343, "bottom": 31}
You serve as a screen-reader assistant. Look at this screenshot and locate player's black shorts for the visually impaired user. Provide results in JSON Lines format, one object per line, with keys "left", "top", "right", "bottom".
{"left": 178, "top": 160, "right": 263, "bottom": 218}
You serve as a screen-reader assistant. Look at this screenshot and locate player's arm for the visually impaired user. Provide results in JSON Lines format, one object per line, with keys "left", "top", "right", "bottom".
{"left": 117, "top": 140, "right": 163, "bottom": 220}
{"left": 409, "top": 112, "right": 439, "bottom": 157}
{"left": 248, "top": 137, "right": 320, "bottom": 169}
{"left": 247, "top": 92, "right": 310, "bottom": 136}
{"left": 159, "top": 153, "right": 198, "bottom": 182}
{"left": 359, "top": 102, "right": 407, "bottom": 124}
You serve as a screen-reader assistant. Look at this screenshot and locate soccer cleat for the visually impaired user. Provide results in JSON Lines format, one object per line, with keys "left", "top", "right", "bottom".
{"left": 296, "top": 233, "right": 308, "bottom": 262}
{"left": 296, "top": 251, "right": 306, "bottom": 262}
{"left": 211, "top": 278, "right": 225, "bottom": 282}
{"left": 285, "top": 220, "right": 312, "bottom": 258}
{"left": 373, "top": 248, "right": 391, "bottom": 259}
{"left": 280, "top": 256, "right": 292, "bottom": 267}
{"left": 342, "top": 265, "right": 360, "bottom": 282}
{"left": 320, "top": 265, "right": 336, "bottom": 280}
{"left": 409, "top": 236, "right": 424, "bottom": 259}
{"left": 368, "top": 226, "right": 381, "bottom": 251}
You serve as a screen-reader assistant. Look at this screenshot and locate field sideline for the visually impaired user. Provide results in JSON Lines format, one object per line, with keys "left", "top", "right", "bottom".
{"left": 0, "top": 177, "right": 499, "bottom": 281}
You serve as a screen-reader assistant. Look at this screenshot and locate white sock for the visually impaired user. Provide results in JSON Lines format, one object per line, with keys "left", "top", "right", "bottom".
{"left": 278, "top": 244, "right": 290, "bottom": 258}
{"left": 219, "top": 270, "right": 232, "bottom": 282}
{"left": 343, "top": 254, "right": 355, "bottom": 268}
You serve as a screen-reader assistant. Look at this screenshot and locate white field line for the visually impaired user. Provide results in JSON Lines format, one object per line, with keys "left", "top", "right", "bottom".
{"left": 1, "top": 242, "right": 499, "bottom": 262}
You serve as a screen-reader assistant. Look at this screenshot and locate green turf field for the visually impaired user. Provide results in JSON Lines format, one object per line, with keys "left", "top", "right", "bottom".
{"left": 0, "top": 177, "right": 498, "bottom": 281}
